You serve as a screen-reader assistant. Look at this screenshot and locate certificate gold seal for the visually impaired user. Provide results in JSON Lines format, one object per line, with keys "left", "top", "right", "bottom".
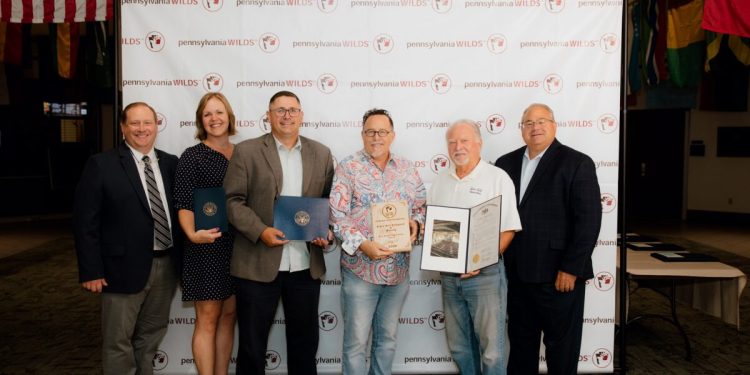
{"left": 202, "top": 202, "right": 218, "bottom": 217}
{"left": 294, "top": 210, "right": 311, "bottom": 226}
{"left": 472, "top": 254, "right": 480, "bottom": 264}
{"left": 381, "top": 203, "right": 397, "bottom": 219}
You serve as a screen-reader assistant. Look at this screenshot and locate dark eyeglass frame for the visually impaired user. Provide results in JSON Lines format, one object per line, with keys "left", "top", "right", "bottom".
{"left": 362, "top": 129, "right": 392, "bottom": 138}
{"left": 271, "top": 108, "right": 302, "bottom": 117}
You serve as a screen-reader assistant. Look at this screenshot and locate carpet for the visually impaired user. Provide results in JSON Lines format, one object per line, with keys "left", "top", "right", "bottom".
{"left": 616, "top": 235, "right": 750, "bottom": 375}
{"left": 0, "top": 236, "right": 100, "bottom": 374}
{"left": 0, "top": 233, "right": 747, "bottom": 374}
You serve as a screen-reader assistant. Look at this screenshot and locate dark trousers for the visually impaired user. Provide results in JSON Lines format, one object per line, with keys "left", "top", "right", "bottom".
{"left": 235, "top": 270, "right": 321, "bottom": 375}
{"left": 507, "top": 277, "right": 586, "bottom": 375}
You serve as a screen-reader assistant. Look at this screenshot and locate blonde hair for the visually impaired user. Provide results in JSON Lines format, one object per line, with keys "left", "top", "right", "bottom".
{"left": 195, "top": 92, "right": 237, "bottom": 140}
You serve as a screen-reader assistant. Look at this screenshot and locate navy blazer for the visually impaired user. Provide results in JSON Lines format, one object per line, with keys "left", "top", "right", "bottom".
{"left": 495, "top": 139, "right": 601, "bottom": 283}
{"left": 74, "top": 141, "right": 182, "bottom": 294}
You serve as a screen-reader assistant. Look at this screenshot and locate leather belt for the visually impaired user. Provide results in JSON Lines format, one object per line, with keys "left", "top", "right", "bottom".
{"left": 152, "top": 248, "right": 172, "bottom": 258}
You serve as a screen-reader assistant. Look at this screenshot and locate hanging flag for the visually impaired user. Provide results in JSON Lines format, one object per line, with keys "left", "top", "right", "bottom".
{"left": 50, "top": 22, "right": 80, "bottom": 78}
{"left": 85, "top": 21, "right": 113, "bottom": 88}
{"left": 702, "top": 0, "right": 750, "bottom": 38}
{"left": 0, "top": 21, "right": 22, "bottom": 65}
{"left": 701, "top": 34, "right": 749, "bottom": 111}
{"left": 655, "top": 0, "right": 669, "bottom": 82}
{"left": 726, "top": 36, "right": 750, "bottom": 66}
{"left": 0, "top": 0, "right": 113, "bottom": 23}
{"left": 643, "top": 0, "right": 668, "bottom": 85}
{"left": 627, "top": 0, "right": 642, "bottom": 94}
{"left": 705, "top": 31, "right": 722, "bottom": 71}
{"left": 643, "top": 0, "right": 659, "bottom": 85}
{"left": 666, "top": 0, "right": 704, "bottom": 87}
{"left": 706, "top": 33, "right": 750, "bottom": 71}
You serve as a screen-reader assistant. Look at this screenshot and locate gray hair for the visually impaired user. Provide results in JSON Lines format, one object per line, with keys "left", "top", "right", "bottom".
{"left": 446, "top": 119, "right": 482, "bottom": 142}
{"left": 521, "top": 103, "right": 555, "bottom": 122}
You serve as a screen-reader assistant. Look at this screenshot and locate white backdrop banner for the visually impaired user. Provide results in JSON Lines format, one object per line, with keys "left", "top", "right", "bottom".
{"left": 122, "top": 0, "right": 622, "bottom": 373}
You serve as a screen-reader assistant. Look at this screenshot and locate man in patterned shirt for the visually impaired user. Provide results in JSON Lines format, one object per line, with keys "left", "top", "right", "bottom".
{"left": 330, "top": 108, "right": 426, "bottom": 375}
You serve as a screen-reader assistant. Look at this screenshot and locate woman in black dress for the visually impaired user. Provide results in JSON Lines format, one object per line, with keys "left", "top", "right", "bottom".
{"left": 174, "top": 92, "right": 237, "bottom": 375}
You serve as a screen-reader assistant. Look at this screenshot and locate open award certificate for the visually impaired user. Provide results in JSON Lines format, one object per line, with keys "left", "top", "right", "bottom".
{"left": 420, "top": 195, "right": 502, "bottom": 273}
{"left": 371, "top": 200, "right": 412, "bottom": 252}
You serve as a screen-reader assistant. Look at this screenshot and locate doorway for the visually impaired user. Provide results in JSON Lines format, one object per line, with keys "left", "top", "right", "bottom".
{"left": 625, "top": 109, "right": 687, "bottom": 220}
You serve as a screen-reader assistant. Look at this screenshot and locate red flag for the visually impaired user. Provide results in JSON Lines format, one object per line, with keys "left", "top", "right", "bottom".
{"left": 0, "top": 21, "right": 22, "bottom": 65}
{"left": 702, "top": 0, "right": 750, "bottom": 38}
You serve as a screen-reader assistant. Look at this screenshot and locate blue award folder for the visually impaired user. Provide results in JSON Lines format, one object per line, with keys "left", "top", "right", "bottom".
{"left": 193, "top": 187, "right": 228, "bottom": 233}
{"left": 273, "top": 196, "right": 329, "bottom": 241}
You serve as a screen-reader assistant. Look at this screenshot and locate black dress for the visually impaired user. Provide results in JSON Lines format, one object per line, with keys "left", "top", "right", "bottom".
{"left": 174, "top": 143, "right": 235, "bottom": 301}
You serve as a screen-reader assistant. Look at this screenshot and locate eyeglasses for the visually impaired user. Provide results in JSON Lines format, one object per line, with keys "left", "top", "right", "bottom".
{"left": 522, "top": 118, "right": 553, "bottom": 129}
{"left": 270, "top": 107, "right": 301, "bottom": 117}
{"left": 362, "top": 129, "right": 391, "bottom": 138}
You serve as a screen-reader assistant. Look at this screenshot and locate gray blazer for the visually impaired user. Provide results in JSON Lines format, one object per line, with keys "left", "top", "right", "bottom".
{"left": 224, "top": 133, "right": 334, "bottom": 282}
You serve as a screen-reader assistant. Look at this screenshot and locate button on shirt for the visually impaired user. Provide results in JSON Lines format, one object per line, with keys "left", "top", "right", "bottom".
{"left": 427, "top": 161, "right": 522, "bottom": 234}
{"left": 330, "top": 150, "right": 426, "bottom": 285}
{"left": 519, "top": 146, "right": 549, "bottom": 200}
{"left": 274, "top": 136, "right": 310, "bottom": 272}
{"left": 126, "top": 143, "right": 173, "bottom": 251}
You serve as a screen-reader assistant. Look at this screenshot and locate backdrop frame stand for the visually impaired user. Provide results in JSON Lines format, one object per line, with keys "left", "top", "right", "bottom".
{"left": 615, "top": 0, "right": 629, "bottom": 372}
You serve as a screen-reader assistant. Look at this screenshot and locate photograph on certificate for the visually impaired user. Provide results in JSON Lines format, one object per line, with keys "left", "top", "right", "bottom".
{"left": 430, "top": 220, "right": 460, "bottom": 259}
{"left": 420, "top": 205, "right": 470, "bottom": 274}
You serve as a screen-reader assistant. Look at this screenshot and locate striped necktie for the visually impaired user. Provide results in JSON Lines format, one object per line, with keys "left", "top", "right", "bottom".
{"left": 142, "top": 155, "right": 172, "bottom": 249}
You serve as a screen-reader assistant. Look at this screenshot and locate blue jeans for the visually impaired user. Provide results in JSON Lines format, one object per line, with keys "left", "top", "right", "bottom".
{"left": 341, "top": 267, "right": 410, "bottom": 375}
{"left": 441, "top": 262, "right": 507, "bottom": 375}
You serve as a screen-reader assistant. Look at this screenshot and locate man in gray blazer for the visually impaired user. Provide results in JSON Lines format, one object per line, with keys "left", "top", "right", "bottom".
{"left": 225, "top": 91, "right": 334, "bottom": 375}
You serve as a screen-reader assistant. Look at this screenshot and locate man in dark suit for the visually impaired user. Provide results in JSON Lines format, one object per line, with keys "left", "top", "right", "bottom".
{"left": 74, "top": 102, "right": 181, "bottom": 375}
{"left": 225, "top": 91, "right": 334, "bottom": 375}
{"left": 495, "top": 103, "right": 602, "bottom": 375}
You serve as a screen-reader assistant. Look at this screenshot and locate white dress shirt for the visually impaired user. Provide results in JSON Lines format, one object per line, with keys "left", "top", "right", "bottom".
{"left": 519, "top": 146, "right": 549, "bottom": 200}
{"left": 125, "top": 142, "right": 173, "bottom": 250}
{"left": 274, "top": 136, "right": 310, "bottom": 272}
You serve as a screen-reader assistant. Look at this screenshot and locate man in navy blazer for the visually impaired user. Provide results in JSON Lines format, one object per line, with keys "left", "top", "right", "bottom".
{"left": 74, "top": 102, "right": 181, "bottom": 375}
{"left": 495, "top": 103, "right": 601, "bottom": 375}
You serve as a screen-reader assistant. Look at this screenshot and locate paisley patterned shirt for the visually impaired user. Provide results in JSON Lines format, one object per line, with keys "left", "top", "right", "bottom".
{"left": 330, "top": 150, "right": 426, "bottom": 285}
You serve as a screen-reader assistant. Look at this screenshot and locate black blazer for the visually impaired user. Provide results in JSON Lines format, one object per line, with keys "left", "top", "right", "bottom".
{"left": 495, "top": 139, "right": 601, "bottom": 283}
{"left": 74, "top": 141, "right": 182, "bottom": 294}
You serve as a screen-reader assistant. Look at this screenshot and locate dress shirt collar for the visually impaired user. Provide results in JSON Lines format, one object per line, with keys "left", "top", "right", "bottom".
{"left": 273, "top": 135, "right": 302, "bottom": 152}
{"left": 523, "top": 144, "right": 550, "bottom": 162}
{"left": 360, "top": 149, "right": 394, "bottom": 170}
{"left": 125, "top": 141, "right": 156, "bottom": 164}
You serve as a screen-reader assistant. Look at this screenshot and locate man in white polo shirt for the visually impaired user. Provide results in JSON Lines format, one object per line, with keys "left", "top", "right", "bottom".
{"left": 427, "top": 119, "right": 522, "bottom": 375}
